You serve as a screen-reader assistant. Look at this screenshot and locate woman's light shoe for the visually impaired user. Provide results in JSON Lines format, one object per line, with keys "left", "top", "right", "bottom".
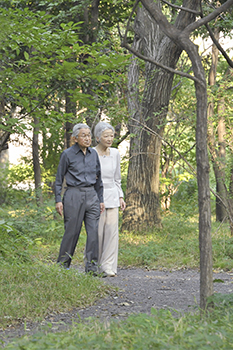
{"left": 104, "top": 269, "right": 115, "bottom": 277}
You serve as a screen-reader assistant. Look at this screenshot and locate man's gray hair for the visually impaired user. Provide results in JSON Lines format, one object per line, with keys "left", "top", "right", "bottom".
{"left": 94, "top": 122, "right": 114, "bottom": 141}
{"left": 72, "top": 123, "right": 91, "bottom": 138}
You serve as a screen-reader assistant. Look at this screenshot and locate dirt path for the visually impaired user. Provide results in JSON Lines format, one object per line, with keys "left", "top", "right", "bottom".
{"left": 1, "top": 267, "right": 233, "bottom": 347}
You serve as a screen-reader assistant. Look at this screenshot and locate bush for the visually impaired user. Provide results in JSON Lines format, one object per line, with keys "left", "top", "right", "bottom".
{"left": 0, "top": 219, "right": 34, "bottom": 265}
{"left": 170, "top": 179, "right": 199, "bottom": 217}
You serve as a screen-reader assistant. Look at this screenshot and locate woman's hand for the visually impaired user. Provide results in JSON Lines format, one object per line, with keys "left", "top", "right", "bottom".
{"left": 120, "top": 197, "right": 126, "bottom": 211}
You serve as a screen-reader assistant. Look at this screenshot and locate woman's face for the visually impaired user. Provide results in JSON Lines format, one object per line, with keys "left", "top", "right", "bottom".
{"left": 99, "top": 129, "right": 114, "bottom": 148}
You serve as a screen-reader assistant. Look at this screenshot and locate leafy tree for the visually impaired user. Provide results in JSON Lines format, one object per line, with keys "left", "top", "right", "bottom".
{"left": 122, "top": 0, "right": 198, "bottom": 232}
{"left": 122, "top": 0, "right": 233, "bottom": 309}
{"left": 0, "top": 3, "right": 128, "bottom": 200}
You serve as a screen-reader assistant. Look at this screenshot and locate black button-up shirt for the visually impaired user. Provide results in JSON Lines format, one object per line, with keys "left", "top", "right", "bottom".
{"left": 55, "top": 143, "right": 103, "bottom": 203}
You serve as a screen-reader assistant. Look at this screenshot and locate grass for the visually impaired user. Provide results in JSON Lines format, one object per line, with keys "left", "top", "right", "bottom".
{"left": 0, "top": 264, "right": 110, "bottom": 329}
{"left": 4, "top": 304, "right": 233, "bottom": 349}
{"left": 118, "top": 213, "right": 233, "bottom": 271}
{"left": 1, "top": 193, "right": 233, "bottom": 348}
{"left": 0, "top": 202, "right": 111, "bottom": 330}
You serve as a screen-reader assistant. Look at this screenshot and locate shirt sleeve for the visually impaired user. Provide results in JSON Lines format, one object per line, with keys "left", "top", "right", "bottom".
{"left": 55, "top": 151, "right": 68, "bottom": 203}
{"left": 114, "top": 150, "right": 124, "bottom": 198}
{"left": 94, "top": 151, "right": 104, "bottom": 203}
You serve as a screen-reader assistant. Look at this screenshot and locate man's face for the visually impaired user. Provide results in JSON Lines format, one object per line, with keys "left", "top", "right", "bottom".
{"left": 75, "top": 128, "right": 92, "bottom": 149}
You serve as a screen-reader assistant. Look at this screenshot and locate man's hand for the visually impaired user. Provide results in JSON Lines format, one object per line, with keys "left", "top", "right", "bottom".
{"left": 100, "top": 202, "right": 105, "bottom": 214}
{"left": 56, "top": 202, "right": 63, "bottom": 216}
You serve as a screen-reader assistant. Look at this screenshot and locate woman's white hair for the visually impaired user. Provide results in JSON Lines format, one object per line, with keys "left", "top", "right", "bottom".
{"left": 94, "top": 122, "right": 114, "bottom": 141}
{"left": 72, "top": 123, "right": 91, "bottom": 138}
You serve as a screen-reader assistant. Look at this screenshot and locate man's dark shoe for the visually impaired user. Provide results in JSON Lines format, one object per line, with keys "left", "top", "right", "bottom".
{"left": 58, "top": 261, "right": 70, "bottom": 269}
{"left": 85, "top": 261, "right": 98, "bottom": 276}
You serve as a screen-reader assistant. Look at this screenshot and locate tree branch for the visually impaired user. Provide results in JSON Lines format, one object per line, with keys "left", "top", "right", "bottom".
{"left": 115, "top": 130, "right": 130, "bottom": 146}
{"left": 122, "top": 41, "right": 202, "bottom": 84}
{"left": 123, "top": 0, "right": 140, "bottom": 41}
{"left": 141, "top": 0, "right": 233, "bottom": 50}
{"left": 161, "top": 0, "right": 201, "bottom": 15}
{"left": 204, "top": 23, "right": 233, "bottom": 68}
{"left": 122, "top": 0, "right": 202, "bottom": 85}
{"left": 198, "top": 1, "right": 233, "bottom": 68}
{"left": 130, "top": 116, "right": 197, "bottom": 175}
{"left": 184, "top": 0, "right": 233, "bottom": 35}
{"left": 0, "top": 131, "right": 10, "bottom": 153}
{"left": 130, "top": 116, "right": 231, "bottom": 215}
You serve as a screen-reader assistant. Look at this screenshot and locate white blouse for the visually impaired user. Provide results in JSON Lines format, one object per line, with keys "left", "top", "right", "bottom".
{"left": 94, "top": 147, "right": 124, "bottom": 208}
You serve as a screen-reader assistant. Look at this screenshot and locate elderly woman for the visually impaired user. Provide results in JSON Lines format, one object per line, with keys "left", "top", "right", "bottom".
{"left": 94, "top": 121, "right": 126, "bottom": 277}
{"left": 55, "top": 123, "right": 105, "bottom": 274}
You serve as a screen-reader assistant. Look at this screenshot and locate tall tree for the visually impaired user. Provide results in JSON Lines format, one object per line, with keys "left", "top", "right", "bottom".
{"left": 207, "top": 27, "right": 227, "bottom": 222}
{"left": 0, "top": 3, "right": 128, "bottom": 197}
{"left": 32, "top": 117, "right": 43, "bottom": 205}
{"left": 122, "top": 0, "right": 233, "bottom": 309}
{"left": 122, "top": 0, "right": 198, "bottom": 232}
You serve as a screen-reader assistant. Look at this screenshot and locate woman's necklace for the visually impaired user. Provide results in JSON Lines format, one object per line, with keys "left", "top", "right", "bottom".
{"left": 96, "top": 146, "right": 110, "bottom": 157}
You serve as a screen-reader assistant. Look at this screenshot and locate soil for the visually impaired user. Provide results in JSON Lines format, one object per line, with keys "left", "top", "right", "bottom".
{"left": 1, "top": 266, "right": 233, "bottom": 347}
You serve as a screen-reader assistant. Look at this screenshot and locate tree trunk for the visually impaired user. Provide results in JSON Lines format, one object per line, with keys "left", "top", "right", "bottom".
{"left": 180, "top": 40, "right": 213, "bottom": 309}
{"left": 216, "top": 100, "right": 227, "bottom": 222}
{"left": 207, "top": 28, "right": 227, "bottom": 222}
{"left": 180, "top": 35, "right": 212, "bottom": 312}
{"left": 33, "top": 117, "right": 43, "bottom": 205}
{"left": 136, "top": 0, "right": 233, "bottom": 309}
{"left": 65, "top": 94, "right": 76, "bottom": 148}
{"left": 122, "top": 0, "right": 197, "bottom": 232}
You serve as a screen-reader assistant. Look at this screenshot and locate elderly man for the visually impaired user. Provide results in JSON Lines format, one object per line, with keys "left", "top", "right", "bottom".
{"left": 55, "top": 123, "right": 105, "bottom": 274}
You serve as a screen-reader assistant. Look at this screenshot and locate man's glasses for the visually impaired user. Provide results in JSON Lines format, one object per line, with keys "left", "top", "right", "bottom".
{"left": 78, "top": 134, "right": 91, "bottom": 139}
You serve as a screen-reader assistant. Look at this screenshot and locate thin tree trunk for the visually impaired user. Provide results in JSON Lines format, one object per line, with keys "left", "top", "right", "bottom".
{"left": 65, "top": 94, "right": 76, "bottom": 148}
{"left": 33, "top": 117, "right": 43, "bottom": 205}
{"left": 182, "top": 37, "right": 212, "bottom": 311}
{"left": 216, "top": 100, "right": 227, "bottom": 221}
{"left": 207, "top": 28, "right": 227, "bottom": 222}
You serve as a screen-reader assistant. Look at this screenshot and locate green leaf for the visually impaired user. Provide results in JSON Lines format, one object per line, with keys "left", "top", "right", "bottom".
{"left": 24, "top": 51, "right": 29, "bottom": 60}
{"left": 213, "top": 279, "right": 225, "bottom": 283}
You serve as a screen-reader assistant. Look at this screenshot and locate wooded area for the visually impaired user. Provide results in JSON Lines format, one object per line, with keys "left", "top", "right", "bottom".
{"left": 0, "top": 0, "right": 233, "bottom": 311}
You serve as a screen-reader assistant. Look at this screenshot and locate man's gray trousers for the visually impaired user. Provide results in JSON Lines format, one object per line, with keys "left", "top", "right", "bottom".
{"left": 57, "top": 186, "right": 100, "bottom": 269}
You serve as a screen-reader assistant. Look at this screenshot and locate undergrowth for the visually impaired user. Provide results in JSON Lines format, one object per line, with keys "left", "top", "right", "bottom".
{"left": 119, "top": 213, "right": 233, "bottom": 271}
{"left": 0, "top": 263, "right": 110, "bottom": 330}
{"left": 1, "top": 191, "right": 233, "bottom": 348}
{"left": 4, "top": 303, "right": 233, "bottom": 349}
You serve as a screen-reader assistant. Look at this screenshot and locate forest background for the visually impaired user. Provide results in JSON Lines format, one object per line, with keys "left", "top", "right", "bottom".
{"left": 1, "top": 0, "right": 233, "bottom": 348}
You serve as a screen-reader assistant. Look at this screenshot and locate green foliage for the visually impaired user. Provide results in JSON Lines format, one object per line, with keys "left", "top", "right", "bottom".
{"left": 120, "top": 157, "right": 128, "bottom": 196}
{"left": 0, "top": 195, "right": 110, "bottom": 330}
{"left": 0, "top": 164, "right": 9, "bottom": 205}
{"left": 119, "top": 214, "right": 200, "bottom": 269}
{"left": 7, "top": 164, "right": 34, "bottom": 185}
{"left": 98, "top": 0, "right": 135, "bottom": 28}
{"left": 119, "top": 213, "right": 233, "bottom": 271}
{"left": 208, "top": 292, "right": 233, "bottom": 310}
{"left": 170, "top": 179, "right": 199, "bottom": 217}
{"left": 0, "top": 2, "right": 129, "bottom": 167}
{"left": 0, "top": 219, "right": 33, "bottom": 264}
{"left": 1, "top": 191, "right": 233, "bottom": 337}
{"left": 0, "top": 263, "right": 110, "bottom": 329}
{"left": 4, "top": 306, "right": 233, "bottom": 349}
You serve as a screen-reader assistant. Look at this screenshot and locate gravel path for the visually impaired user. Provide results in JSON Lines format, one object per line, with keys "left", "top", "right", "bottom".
{"left": 1, "top": 267, "right": 233, "bottom": 347}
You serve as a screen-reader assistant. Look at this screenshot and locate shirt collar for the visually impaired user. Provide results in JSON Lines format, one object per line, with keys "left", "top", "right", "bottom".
{"left": 73, "top": 142, "right": 91, "bottom": 154}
